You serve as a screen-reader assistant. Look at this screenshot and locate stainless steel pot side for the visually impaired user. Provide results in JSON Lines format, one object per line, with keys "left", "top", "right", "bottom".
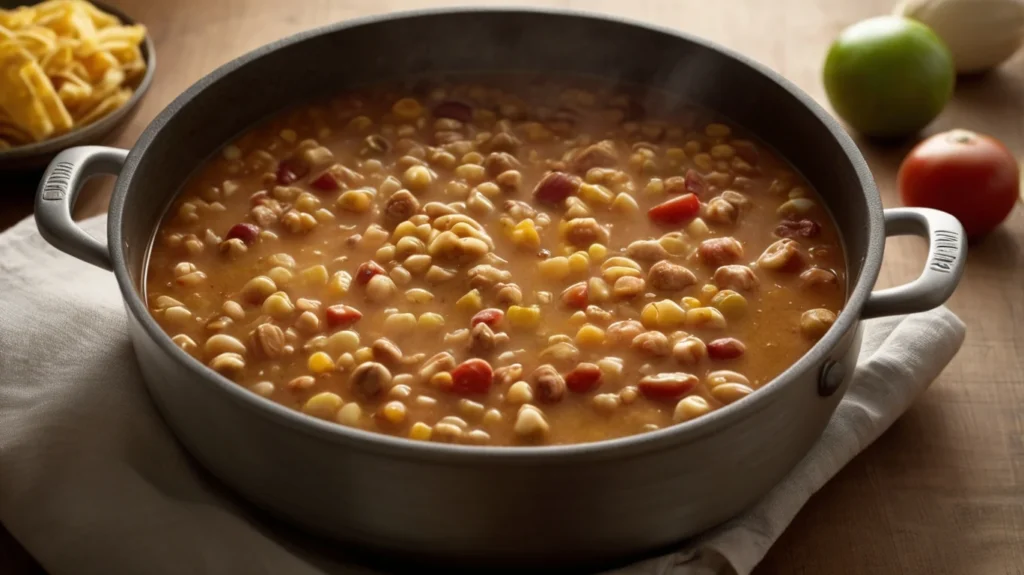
{"left": 33, "top": 8, "right": 967, "bottom": 569}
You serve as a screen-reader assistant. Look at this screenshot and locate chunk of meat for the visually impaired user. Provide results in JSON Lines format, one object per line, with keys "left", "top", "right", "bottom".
{"left": 698, "top": 237, "right": 744, "bottom": 267}
{"left": 484, "top": 152, "right": 520, "bottom": 177}
{"left": 385, "top": 190, "right": 421, "bottom": 222}
{"left": 638, "top": 373, "right": 699, "bottom": 400}
{"left": 503, "top": 199, "right": 536, "bottom": 220}
{"left": 531, "top": 364, "right": 566, "bottom": 403}
{"left": 625, "top": 239, "right": 669, "bottom": 261}
{"left": 774, "top": 219, "right": 821, "bottom": 239}
{"left": 757, "top": 239, "right": 805, "bottom": 272}
{"left": 571, "top": 140, "right": 618, "bottom": 173}
{"left": 533, "top": 171, "right": 580, "bottom": 205}
{"left": 647, "top": 260, "right": 697, "bottom": 291}
{"left": 606, "top": 320, "right": 645, "bottom": 345}
{"left": 713, "top": 265, "right": 759, "bottom": 291}
{"left": 800, "top": 267, "right": 839, "bottom": 289}
{"left": 612, "top": 276, "right": 646, "bottom": 300}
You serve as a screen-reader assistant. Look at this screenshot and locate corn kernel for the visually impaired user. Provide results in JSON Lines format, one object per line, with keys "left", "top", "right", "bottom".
{"left": 700, "top": 284, "right": 719, "bottom": 302}
{"left": 294, "top": 192, "right": 321, "bottom": 213}
{"left": 405, "top": 288, "right": 434, "bottom": 304}
{"left": 509, "top": 219, "right": 541, "bottom": 250}
{"left": 403, "top": 165, "right": 434, "bottom": 192}
{"left": 384, "top": 312, "right": 417, "bottom": 333}
{"left": 506, "top": 381, "right": 534, "bottom": 404}
{"left": 712, "top": 290, "right": 748, "bottom": 318}
{"left": 685, "top": 306, "right": 728, "bottom": 329}
{"left": 643, "top": 178, "right": 665, "bottom": 197}
{"left": 262, "top": 292, "right": 294, "bottom": 319}
{"left": 326, "top": 330, "right": 360, "bottom": 355}
{"left": 507, "top": 305, "right": 541, "bottom": 329}
{"left": 686, "top": 217, "right": 710, "bottom": 238}
{"left": 568, "top": 251, "right": 590, "bottom": 274}
{"left": 611, "top": 192, "right": 639, "bottom": 213}
{"left": 578, "top": 183, "right": 614, "bottom": 206}
{"left": 455, "top": 163, "right": 486, "bottom": 183}
{"left": 392, "top": 97, "right": 423, "bottom": 120}
{"left": 588, "top": 243, "right": 607, "bottom": 262}
{"left": 336, "top": 402, "right": 362, "bottom": 426}
{"left": 576, "top": 324, "right": 606, "bottom": 347}
{"left": 430, "top": 371, "right": 453, "bottom": 389}
{"left": 458, "top": 398, "right": 486, "bottom": 419}
{"left": 456, "top": 289, "right": 483, "bottom": 312}
{"left": 354, "top": 346, "right": 374, "bottom": 364}
{"left": 409, "top": 422, "right": 433, "bottom": 441}
{"left": 588, "top": 277, "right": 611, "bottom": 302}
{"left": 482, "top": 408, "right": 502, "bottom": 425}
{"left": 602, "top": 265, "right": 642, "bottom": 283}
{"left": 538, "top": 256, "right": 570, "bottom": 280}
{"left": 666, "top": 147, "right": 686, "bottom": 162}
{"left": 659, "top": 233, "right": 688, "bottom": 255}
{"left": 381, "top": 401, "right": 407, "bottom": 424}
{"left": 337, "top": 189, "right": 373, "bottom": 212}
{"left": 392, "top": 220, "right": 418, "bottom": 242}
{"left": 681, "top": 296, "right": 702, "bottom": 310}
{"left": 300, "top": 264, "right": 329, "bottom": 286}
{"left": 641, "top": 299, "right": 687, "bottom": 329}
{"left": 327, "top": 271, "right": 352, "bottom": 297}
{"left": 308, "top": 351, "right": 335, "bottom": 374}
{"left": 336, "top": 353, "right": 355, "bottom": 370}
{"left": 568, "top": 310, "right": 589, "bottom": 326}
{"left": 418, "top": 312, "right": 445, "bottom": 330}
{"left": 301, "top": 392, "right": 343, "bottom": 419}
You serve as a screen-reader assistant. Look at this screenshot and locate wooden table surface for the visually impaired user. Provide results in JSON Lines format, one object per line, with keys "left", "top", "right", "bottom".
{"left": 2, "top": 0, "right": 1022, "bottom": 573}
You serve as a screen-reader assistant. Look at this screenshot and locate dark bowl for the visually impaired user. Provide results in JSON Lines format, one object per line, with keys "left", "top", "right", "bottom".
{"left": 0, "top": 0, "right": 156, "bottom": 171}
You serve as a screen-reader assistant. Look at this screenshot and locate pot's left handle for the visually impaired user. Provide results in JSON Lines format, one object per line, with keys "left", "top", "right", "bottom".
{"left": 35, "top": 146, "right": 128, "bottom": 271}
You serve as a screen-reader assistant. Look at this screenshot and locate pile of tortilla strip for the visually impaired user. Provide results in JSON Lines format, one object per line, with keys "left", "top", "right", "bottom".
{"left": 0, "top": 0, "right": 146, "bottom": 150}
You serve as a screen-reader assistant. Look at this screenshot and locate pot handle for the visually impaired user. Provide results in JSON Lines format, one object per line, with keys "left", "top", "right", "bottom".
{"left": 34, "top": 146, "right": 128, "bottom": 271}
{"left": 861, "top": 207, "right": 966, "bottom": 319}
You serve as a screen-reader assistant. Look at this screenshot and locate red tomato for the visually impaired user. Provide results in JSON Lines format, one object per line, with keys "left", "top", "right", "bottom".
{"left": 325, "top": 305, "right": 362, "bottom": 327}
{"left": 356, "top": 261, "right": 386, "bottom": 284}
{"left": 648, "top": 193, "right": 700, "bottom": 224}
{"left": 565, "top": 363, "right": 602, "bottom": 393}
{"left": 471, "top": 308, "right": 504, "bottom": 327}
{"left": 450, "top": 359, "right": 493, "bottom": 394}
{"left": 898, "top": 129, "right": 1019, "bottom": 239}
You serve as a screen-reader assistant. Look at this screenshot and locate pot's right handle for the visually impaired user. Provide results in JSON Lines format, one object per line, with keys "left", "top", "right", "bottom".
{"left": 861, "top": 207, "right": 967, "bottom": 319}
{"left": 34, "top": 146, "right": 128, "bottom": 271}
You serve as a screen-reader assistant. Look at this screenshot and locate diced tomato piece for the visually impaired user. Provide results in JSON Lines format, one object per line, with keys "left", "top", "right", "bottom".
{"left": 684, "top": 169, "right": 707, "bottom": 196}
{"left": 471, "top": 308, "right": 504, "bottom": 328}
{"left": 566, "top": 363, "right": 602, "bottom": 393}
{"left": 638, "top": 373, "right": 698, "bottom": 400}
{"left": 276, "top": 158, "right": 308, "bottom": 185}
{"left": 707, "top": 338, "right": 746, "bottom": 360}
{"left": 648, "top": 193, "right": 700, "bottom": 224}
{"left": 356, "top": 261, "right": 386, "bottom": 284}
{"left": 225, "top": 223, "right": 259, "bottom": 244}
{"left": 450, "top": 359, "right": 493, "bottom": 394}
{"left": 310, "top": 170, "right": 340, "bottom": 191}
{"left": 560, "top": 282, "right": 588, "bottom": 309}
{"left": 325, "top": 305, "right": 362, "bottom": 327}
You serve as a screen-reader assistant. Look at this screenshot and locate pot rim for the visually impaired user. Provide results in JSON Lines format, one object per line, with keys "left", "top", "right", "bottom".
{"left": 108, "top": 6, "right": 883, "bottom": 463}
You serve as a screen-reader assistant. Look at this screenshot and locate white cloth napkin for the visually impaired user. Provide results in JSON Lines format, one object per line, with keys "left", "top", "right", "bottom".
{"left": 0, "top": 215, "right": 966, "bottom": 575}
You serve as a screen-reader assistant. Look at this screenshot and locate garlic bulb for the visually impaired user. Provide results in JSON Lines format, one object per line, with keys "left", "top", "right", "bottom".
{"left": 895, "top": 0, "right": 1024, "bottom": 73}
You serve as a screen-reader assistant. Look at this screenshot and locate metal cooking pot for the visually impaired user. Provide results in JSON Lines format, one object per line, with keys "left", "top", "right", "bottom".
{"left": 33, "top": 8, "right": 967, "bottom": 569}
